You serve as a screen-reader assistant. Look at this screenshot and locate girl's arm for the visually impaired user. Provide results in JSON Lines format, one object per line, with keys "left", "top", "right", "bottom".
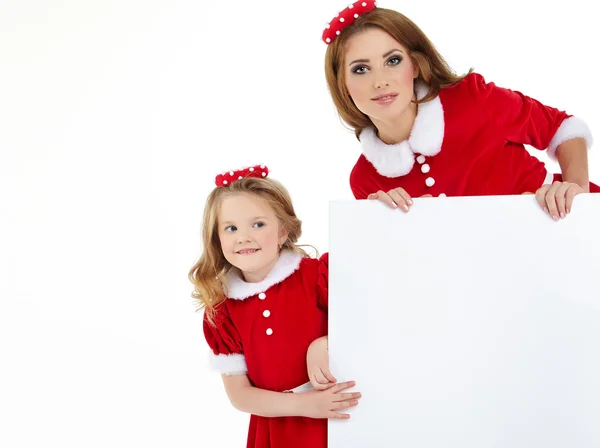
{"left": 307, "top": 336, "right": 337, "bottom": 390}
{"left": 222, "top": 374, "right": 360, "bottom": 419}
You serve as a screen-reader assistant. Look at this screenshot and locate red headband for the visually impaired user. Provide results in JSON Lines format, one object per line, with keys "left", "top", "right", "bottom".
{"left": 322, "top": 1, "right": 377, "bottom": 45}
{"left": 215, "top": 164, "right": 269, "bottom": 187}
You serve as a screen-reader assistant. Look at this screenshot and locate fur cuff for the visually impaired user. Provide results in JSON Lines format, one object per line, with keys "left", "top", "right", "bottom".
{"left": 209, "top": 353, "right": 248, "bottom": 375}
{"left": 547, "top": 116, "right": 593, "bottom": 160}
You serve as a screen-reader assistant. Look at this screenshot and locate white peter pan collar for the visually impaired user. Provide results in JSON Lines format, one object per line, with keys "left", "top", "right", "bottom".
{"left": 359, "top": 82, "right": 445, "bottom": 178}
{"left": 225, "top": 250, "right": 303, "bottom": 300}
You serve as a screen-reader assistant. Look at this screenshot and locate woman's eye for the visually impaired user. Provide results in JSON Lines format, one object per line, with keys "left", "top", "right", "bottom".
{"left": 388, "top": 56, "right": 402, "bottom": 66}
{"left": 352, "top": 65, "right": 369, "bottom": 74}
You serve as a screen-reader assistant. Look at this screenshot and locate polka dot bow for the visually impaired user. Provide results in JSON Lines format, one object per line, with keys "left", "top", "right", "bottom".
{"left": 322, "top": 1, "right": 377, "bottom": 45}
{"left": 215, "top": 164, "right": 269, "bottom": 187}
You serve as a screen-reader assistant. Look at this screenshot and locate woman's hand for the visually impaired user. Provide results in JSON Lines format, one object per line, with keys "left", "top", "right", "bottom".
{"left": 367, "top": 188, "right": 414, "bottom": 211}
{"left": 307, "top": 336, "right": 336, "bottom": 391}
{"left": 534, "top": 181, "right": 585, "bottom": 220}
{"left": 297, "top": 381, "right": 362, "bottom": 420}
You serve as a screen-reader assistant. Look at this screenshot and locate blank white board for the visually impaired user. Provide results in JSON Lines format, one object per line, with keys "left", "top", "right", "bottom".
{"left": 328, "top": 194, "right": 600, "bottom": 447}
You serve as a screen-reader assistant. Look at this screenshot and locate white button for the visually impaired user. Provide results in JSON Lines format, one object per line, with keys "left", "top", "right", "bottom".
{"left": 439, "top": 193, "right": 447, "bottom": 197}
{"left": 258, "top": 292, "right": 266, "bottom": 300}
{"left": 425, "top": 177, "right": 435, "bottom": 187}
{"left": 421, "top": 163, "right": 430, "bottom": 174}
{"left": 266, "top": 328, "right": 273, "bottom": 336}
{"left": 416, "top": 155, "right": 426, "bottom": 164}
{"left": 263, "top": 310, "right": 271, "bottom": 318}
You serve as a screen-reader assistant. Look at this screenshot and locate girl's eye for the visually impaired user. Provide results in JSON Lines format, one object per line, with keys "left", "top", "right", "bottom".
{"left": 224, "top": 225, "right": 237, "bottom": 232}
{"left": 388, "top": 56, "right": 402, "bottom": 66}
{"left": 253, "top": 222, "right": 265, "bottom": 229}
{"left": 351, "top": 65, "right": 369, "bottom": 75}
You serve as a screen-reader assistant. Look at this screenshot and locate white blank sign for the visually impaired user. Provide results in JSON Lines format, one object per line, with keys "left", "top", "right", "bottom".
{"left": 328, "top": 194, "right": 600, "bottom": 447}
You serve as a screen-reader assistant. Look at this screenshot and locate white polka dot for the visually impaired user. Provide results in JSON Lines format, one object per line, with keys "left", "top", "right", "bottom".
{"left": 229, "top": 171, "right": 234, "bottom": 175}
{"left": 260, "top": 164, "right": 265, "bottom": 168}
{"left": 340, "top": 17, "right": 345, "bottom": 22}
{"left": 326, "top": 38, "right": 331, "bottom": 43}
{"left": 249, "top": 167, "right": 254, "bottom": 172}
{"left": 258, "top": 292, "right": 266, "bottom": 300}
{"left": 238, "top": 176, "right": 242, "bottom": 179}
{"left": 223, "top": 180, "right": 228, "bottom": 185}
{"left": 263, "top": 310, "right": 271, "bottom": 318}
{"left": 425, "top": 177, "right": 435, "bottom": 187}
{"left": 439, "top": 193, "right": 447, "bottom": 197}
{"left": 262, "top": 172, "right": 266, "bottom": 177}
{"left": 421, "top": 164, "right": 430, "bottom": 174}
{"left": 266, "top": 328, "right": 273, "bottom": 336}
{"left": 362, "top": 2, "right": 367, "bottom": 6}
{"left": 336, "top": 30, "right": 341, "bottom": 35}
{"left": 416, "top": 155, "right": 426, "bottom": 164}
{"left": 354, "top": 13, "right": 359, "bottom": 18}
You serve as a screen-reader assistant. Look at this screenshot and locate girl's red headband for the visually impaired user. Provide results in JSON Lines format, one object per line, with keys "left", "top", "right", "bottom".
{"left": 215, "top": 164, "right": 269, "bottom": 187}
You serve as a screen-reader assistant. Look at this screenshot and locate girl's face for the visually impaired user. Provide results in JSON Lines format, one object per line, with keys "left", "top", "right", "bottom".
{"left": 217, "top": 193, "right": 288, "bottom": 283}
{"left": 344, "top": 28, "right": 418, "bottom": 125}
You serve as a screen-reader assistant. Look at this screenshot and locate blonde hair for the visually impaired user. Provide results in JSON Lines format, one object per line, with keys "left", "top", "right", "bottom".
{"left": 324, "top": 7, "right": 472, "bottom": 139}
{"left": 188, "top": 177, "right": 309, "bottom": 323}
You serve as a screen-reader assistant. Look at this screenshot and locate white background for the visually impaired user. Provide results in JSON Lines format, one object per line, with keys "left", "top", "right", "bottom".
{"left": 0, "top": 0, "right": 598, "bottom": 447}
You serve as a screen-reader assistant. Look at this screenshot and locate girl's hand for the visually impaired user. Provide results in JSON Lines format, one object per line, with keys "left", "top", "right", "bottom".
{"left": 535, "top": 181, "right": 585, "bottom": 220}
{"left": 307, "top": 336, "right": 336, "bottom": 390}
{"left": 367, "top": 188, "right": 414, "bottom": 211}
{"left": 298, "top": 381, "right": 361, "bottom": 420}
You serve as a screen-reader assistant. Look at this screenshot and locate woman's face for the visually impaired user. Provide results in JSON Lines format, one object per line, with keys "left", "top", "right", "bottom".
{"left": 344, "top": 28, "right": 418, "bottom": 124}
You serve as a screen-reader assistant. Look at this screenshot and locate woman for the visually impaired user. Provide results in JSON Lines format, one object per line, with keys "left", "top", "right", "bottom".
{"left": 323, "top": 0, "right": 597, "bottom": 221}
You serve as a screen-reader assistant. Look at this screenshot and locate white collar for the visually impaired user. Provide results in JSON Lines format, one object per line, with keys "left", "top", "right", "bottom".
{"left": 225, "top": 250, "right": 303, "bottom": 300}
{"left": 359, "top": 82, "right": 445, "bottom": 178}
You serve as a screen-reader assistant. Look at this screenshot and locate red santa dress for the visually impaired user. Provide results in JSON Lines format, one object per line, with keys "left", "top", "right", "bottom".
{"left": 204, "top": 250, "right": 329, "bottom": 448}
{"left": 350, "top": 72, "right": 598, "bottom": 198}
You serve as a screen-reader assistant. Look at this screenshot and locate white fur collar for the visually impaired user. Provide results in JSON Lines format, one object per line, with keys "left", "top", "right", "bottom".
{"left": 225, "top": 251, "right": 303, "bottom": 300}
{"left": 359, "top": 82, "right": 445, "bottom": 178}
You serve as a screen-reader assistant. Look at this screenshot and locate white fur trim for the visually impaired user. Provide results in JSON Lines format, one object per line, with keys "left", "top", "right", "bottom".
{"left": 409, "top": 83, "right": 445, "bottom": 157}
{"left": 360, "top": 127, "right": 414, "bottom": 177}
{"left": 547, "top": 116, "right": 593, "bottom": 160}
{"left": 359, "top": 82, "right": 445, "bottom": 178}
{"left": 209, "top": 353, "right": 248, "bottom": 375}
{"left": 225, "top": 251, "right": 303, "bottom": 300}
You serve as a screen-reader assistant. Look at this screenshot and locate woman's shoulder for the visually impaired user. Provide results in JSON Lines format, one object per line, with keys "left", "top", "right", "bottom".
{"left": 440, "top": 71, "right": 495, "bottom": 101}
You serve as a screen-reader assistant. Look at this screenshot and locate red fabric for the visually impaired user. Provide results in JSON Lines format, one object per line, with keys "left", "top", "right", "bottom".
{"left": 204, "top": 255, "right": 329, "bottom": 448}
{"left": 316, "top": 252, "right": 329, "bottom": 311}
{"left": 204, "top": 303, "right": 244, "bottom": 357}
{"left": 350, "top": 72, "right": 596, "bottom": 198}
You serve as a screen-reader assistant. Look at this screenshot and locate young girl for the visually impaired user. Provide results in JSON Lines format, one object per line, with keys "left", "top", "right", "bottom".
{"left": 321, "top": 1, "right": 598, "bottom": 220}
{"left": 189, "top": 165, "right": 361, "bottom": 448}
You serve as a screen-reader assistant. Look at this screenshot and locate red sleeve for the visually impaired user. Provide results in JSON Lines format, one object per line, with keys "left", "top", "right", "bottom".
{"left": 468, "top": 73, "right": 592, "bottom": 158}
{"left": 203, "top": 304, "right": 247, "bottom": 375}
{"left": 316, "top": 252, "right": 329, "bottom": 311}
